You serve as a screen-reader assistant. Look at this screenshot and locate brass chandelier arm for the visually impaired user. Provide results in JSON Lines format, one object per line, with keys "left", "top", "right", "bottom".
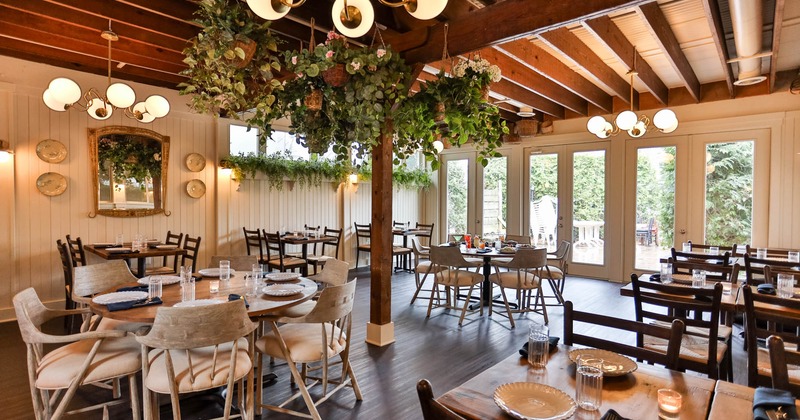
{"left": 378, "top": 0, "right": 416, "bottom": 10}
{"left": 275, "top": 0, "right": 307, "bottom": 10}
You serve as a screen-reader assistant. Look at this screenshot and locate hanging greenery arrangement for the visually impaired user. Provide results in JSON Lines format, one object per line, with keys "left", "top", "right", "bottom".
{"left": 98, "top": 134, "right": 162, "bottom": 186}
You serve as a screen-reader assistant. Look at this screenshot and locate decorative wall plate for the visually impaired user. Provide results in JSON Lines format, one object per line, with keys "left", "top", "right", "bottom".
{"left": 185, "top": 153, "right": 206, "bottom": 172}
{"left": 186, "top": 179, "right": 206, "bottom": 198}
{"left": 36, "top": 139, "right": 67, "bottom": 163}
{"left": 36, "top": 172, "right": 67, "bottom": 196}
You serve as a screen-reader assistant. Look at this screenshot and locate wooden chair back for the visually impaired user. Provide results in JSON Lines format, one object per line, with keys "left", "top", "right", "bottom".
{"left": 411, "top": 238, "right": 429, "bottom": 261}
{"left": 564, "top": 301, "right": 685, "bottom": 370}
{"left": 307, "top": 258, "right": 349, "bottom": 286}
{"left": 548, "top": 240, "right": 572, "bottom": 273}
{"left": 393, "top": 221, "right": 407, "bottom": 230}
{"left": 742, "top": 285, "right": 800, "bottom": 388}
{"left": 263, "top": 230, "right": 288, "bottom": 265}
{"left": 354, "top": 222, "right": 371, "bottom": 246}
{"left": 57, "top": 240, "right": 74, "bottom": 305}
{"left": 318, "top": 227, "right": 343, "bottom": 259}
{"left": 415, "top": 222, "right": 434, "bottom": 246}
{"left": 14, "top": 287, "right": 57, "bottom": 343}
{"left": 763, "top": 265, "right": 800, "bottom": 286}
{"left": 159, "top": 230, "right": 184, "bottom": 271}
{"left": 744, "top": 254, "right": 799, "bottom": 284}
{"left": 668, "top": 259, "right": 740, "bottom": 284}
{"left": 687, "top": 241, "right": 739, "bottom": 255}
{"left": 506, "top": 234, "right": 531, "bottom": 245}
{"left": 417, "top": 379, "right": 465, "bottom": 420}
{"left": 243, "top": 227, "right": 265, "bottom": 263}
{"left": 65, "top": 234, "right": 87, "bottom": 267}
{"left": 495, "top": 247, "right": 547, "bottom": 270}
{"left": 297, "top": 279, "right": 357, "bottom": 324}
{"left": 746, "top": 246, "right": 797, "bottom": 260}
{"left": 72, "top": 260, "right": 138, "bottom": 303}
{"left": 210, "top": 255, "right": 258, "bottom": 272}
{"left": 181, "top": 235, "right": 202, "bottom": 273}
{"left": 429, "top": 245, "right": 478, "bottom": 269}
{"left": 670, "top": 248, "right": 730, "bottom": 267}
{"left": 767, "top": 335, "right": 800, "bottom": 392}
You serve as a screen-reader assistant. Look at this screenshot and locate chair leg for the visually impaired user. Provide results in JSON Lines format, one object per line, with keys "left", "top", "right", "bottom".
{"left": 458, "top": 285, "right": 473, "bottom": 326}
{"left": 499, "top": 286, "right": 515, "bottom": 328}
{"left": 538, "top": 285, "right": 549, "bottom": 325}
{"left": 355, "top": 250, "right": 360, "bottom": 268}
{"left": 128, "top": 374, "right": 140, "bottom": 420}
{"left": 255, "top": 353, "right": 264, "bottom": 417}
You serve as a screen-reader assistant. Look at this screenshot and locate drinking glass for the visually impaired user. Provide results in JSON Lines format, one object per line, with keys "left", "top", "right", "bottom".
{"left": 131, "top": 234, "right": 141, "bottom": 251}
{"left": 757, "top": 248, "right": 768, "bottom": 259}
{"left": 180, "top": 268, "right": 195, "bottom": 302}
{"left": 692, "top": 269, "right": 706, "bottom": 288}
{"left": 709, "top": 246, "right": 719, "bottom": 256}
{"left": 660, "top": 262, "right": 673, "bottom": 284}
{"left": 148, "top": 276, "right": 162, "bottom": 300}
{"left": 220, "top": 260, "right": 231, "bottom": 282}
{"left": 658, "top": 389, "right": 682, "bottom": 419}
{"left": 681, "top": 242, "right": 691, "bottom": 252}
{"left": 208, "top": 279, "right": 220, "bottom": 294}
{"left": 499, "top": 233, "right": 506, "bottom": 243}
{"left": 777, "top": 274, "right": 795, "bottom": 299}
{"left": 115, "top": 233, "right": 124, "bottom": 246}
{"left": 788, "top": 251, "right": 799, "bottom": 263}
{"left": 244, "top": 274, "right": 258, "bottom": 297}
{"left": 464, "top": 234, "right": 472, "bottom": 249}
{"left": 527, "top": 322, "right": 549, "bottom": 368}
{"left": 576, "top": 356, "right": 603, "bottom": 411}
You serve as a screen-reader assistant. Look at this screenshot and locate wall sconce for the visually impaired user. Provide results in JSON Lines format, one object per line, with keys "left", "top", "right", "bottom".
{"left": 348, "top": 173, "right": 359, "bottom": 192}
{"left": 0, "top": 140, "right": 13, "bottom": 163}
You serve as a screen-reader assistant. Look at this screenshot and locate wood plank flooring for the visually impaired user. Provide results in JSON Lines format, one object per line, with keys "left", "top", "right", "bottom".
{"left": 0, "top": 270, "right": 747, "bottom": 419}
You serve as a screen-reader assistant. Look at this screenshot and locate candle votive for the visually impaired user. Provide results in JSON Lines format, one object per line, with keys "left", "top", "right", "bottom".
{"left": 209, "top": 279, "right": 220, "bottom": 294}
{"left": 658, "top": 389, "right": 682, "bottom": 419}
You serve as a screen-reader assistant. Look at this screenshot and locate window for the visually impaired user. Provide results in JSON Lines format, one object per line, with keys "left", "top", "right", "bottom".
{"left": 229, "top": 125, "right": 259, "bottom": 156}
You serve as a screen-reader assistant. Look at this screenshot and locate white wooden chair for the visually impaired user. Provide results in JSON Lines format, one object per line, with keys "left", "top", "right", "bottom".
{"left": 489, "top": 247, "right": 551, "bottom": 327}
{"left": 427, "top": 246, "right": 484, "bottom": 326}
{"left": 72, "top": 260, "right": 147, "bottom": 333}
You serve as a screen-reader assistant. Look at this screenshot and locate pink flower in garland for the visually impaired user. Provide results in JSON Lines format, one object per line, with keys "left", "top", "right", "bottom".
{"left": 325, "top": 50, "right": 334, "bottom": 59}
{"left": 351, "top": 61, "right": 361, "bottom": 71}
{"left": 291, "top": 56, "right": 297, "bottom": 65}
{"left": 376, "top": 48, "right": 386, "bottom": 58}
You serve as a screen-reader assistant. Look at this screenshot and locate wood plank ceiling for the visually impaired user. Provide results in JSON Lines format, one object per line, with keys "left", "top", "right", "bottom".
{"left": 1, "top": 0, "right": 798, "bottom": 124}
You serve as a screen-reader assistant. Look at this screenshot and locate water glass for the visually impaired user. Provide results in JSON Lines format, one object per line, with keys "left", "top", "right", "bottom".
{"left": 660, "top": 262, "right": 673, "bottom": 284}
{"left": 692, "top": 269, "right": 706, "bottom": 288}
{"left": 208, "top": 279, "right": 220, "bottom": 294}
{"left": 220, "top": 260, "right": 231, "bottom": 282}
{"left": 244, "top": 274, "right": 259, "bottom": 297}
{"left": 757, "top": 248, "right": 768, "bottom": 259}
{"left": 115, "top": 233, "right": 124, "bottom": 246}
{"left": 527, "top": 322, "right": 549, "bottom": 368}
{"left": 576, "top": 356, "right": 603, "bottom": 411}
{"left": 131, "top": 234, "right": 141, "bottom": 251}
{"left": 658, "top": 389, "right": 682, "bottom": 419}
{"left": 777, "top": 274, "right": 795, "bottom": 299}
{"left": 788, "top": 251, "right": 799, "bottom": 263}
{"left": 148, "top": 276, "right": 162, "bottom": 300}
{"left": 181, "top": 278, "right": 195, "bottom": 302}
{"left": 709, "top": 246, "right": 719, "bottom": 256}
{"left": 180, "top": 265, "right": 192, "bottom": 283}
{"left": 681, "top": 242, "right": 691, "bottom": 253}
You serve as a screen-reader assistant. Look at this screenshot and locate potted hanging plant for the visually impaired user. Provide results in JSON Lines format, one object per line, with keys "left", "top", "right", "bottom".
{"left": 451, "top": 55, "right": 502, "bottom": 101}
{"left": 179, "top": 0, "right": 283, "bottom": 140}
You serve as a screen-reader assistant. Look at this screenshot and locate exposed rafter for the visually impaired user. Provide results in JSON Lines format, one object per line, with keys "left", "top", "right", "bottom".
{"left": 769, "top": 0, "right": 786, "bottom": 93}
{"left": 700, "top": 0, "right": 735, "bottom": 98}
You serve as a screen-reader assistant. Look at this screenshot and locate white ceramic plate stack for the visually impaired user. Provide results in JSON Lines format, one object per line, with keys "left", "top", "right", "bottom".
{"left": 174, "top": 299, "right": 224, "bottom": 308}
{"left": 263, "top": 284, "right": 304, "bottom": 297}
{"left": 567, "top": 349, "right": 638, "bottom": 376}
{"left": 92, "top": 291, "right": 149, "bottom": 305}
{"left": 493, "top": 383, "right": 576, "bottom": 420}
{"left": 137, "top": 275, "right": 182, "bottom": 286}
{"left": 264, "top": 272, "right": 302, "bottom": 282}
{"left": 199, "top": 268, "right": 236, "bottom": 277}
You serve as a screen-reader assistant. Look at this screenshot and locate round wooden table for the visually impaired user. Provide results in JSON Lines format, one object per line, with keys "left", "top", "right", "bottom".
{"left": 89, "top": 276, "right": 318, "bottom": 323}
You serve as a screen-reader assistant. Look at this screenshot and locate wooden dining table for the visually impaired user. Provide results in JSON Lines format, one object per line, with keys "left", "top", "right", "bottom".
{"left": 619, "top": 274, "right": 740, "bottom": 313}
{"left": 84, "top": 243, "right": 186, "bottom": 278}
{"left": 281, "top": 233, "right": 337, "bottom": 276}
{"left": 437, "top": 344, "right": 716, "bottom": 419}
{"left": 708, "top": 380, "right": 800, "bottom": 420}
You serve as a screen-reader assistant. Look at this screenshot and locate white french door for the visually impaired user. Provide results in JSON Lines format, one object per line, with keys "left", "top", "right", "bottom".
{"left": 440, "top": 152, "right": 478, "bottom": 240}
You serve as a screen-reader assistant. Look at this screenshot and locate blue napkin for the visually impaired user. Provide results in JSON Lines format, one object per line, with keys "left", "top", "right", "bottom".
{"left": 476, "top": 249, "right": 491, "bottom": 254}
{"left": 107, "top": 297, "right": 162, "bottom": 312}
{"left": 519, "top": 337, "right": 560, "bottom": 358}
{"left": 753, "top": 387, "right": 798, "bottom": 420}
{"left": 600, "top": 410, "right": 631, "bottom": 420}
{"left": 649, "top": 274, "right": 662, "bottom": 283}
{"left": 228, "top": 294, "right": 249, "bottom": 308}
{"left": 757, "top": 284, "right": 776, "bottom": 295}
{"left": 117, "top": 285, "right": 149, "bottom": 293}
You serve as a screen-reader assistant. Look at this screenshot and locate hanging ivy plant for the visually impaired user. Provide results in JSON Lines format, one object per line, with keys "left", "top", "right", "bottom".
{"left": 98, "top": 134, "right": 162, "bottom": 186}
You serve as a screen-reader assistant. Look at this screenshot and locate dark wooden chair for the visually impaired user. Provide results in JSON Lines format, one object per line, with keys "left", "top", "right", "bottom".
{"left": 635, "top": 217, "right": 657, "bottom": 246}
{"left": 180, "top": 235, "right": 201, "bottom": 273}
{"left": 65, "top": 234, "right": 87, "bottom": 267}
{"left": 744, "top": 254, "right": 800, "bottom": 285}
{"left": 306, "top": 227, "right": 342, "bottom": 275}
{"left": 687, "top": 241, "right": 740, "bottom": 256}
{"left": 243, "top": 227, "right": 267, "bottom": 265}
{"left": 56, "top": 239, "right": 77, "bottom": 332}
{"left": 415, "top": 222, "right": 435, "bottom": 247}
{"left": 742, "top": 285, "right": 800, "bottom": 391}
{"left": 354, "top": 222, "right": 372, "bottom": 268}
{"left": 670, "top": 248, "right": 730, "bottom": 267}
{"left": 746, "top": 245, "right": 797, "bottom": 260}
{"left": 263, "top": 230, "right": 306, "bottom": 273}
{"left": 146, "top": 230, "right": 184, "bottom": 275}
{"left": 416, "top": 379, "right": 465, "bottom": 420}
{"left": 767, "top": 335, "right": 800, "bottom": 392}
{"left": 631, "top": 274, "right": 729, "bottom": 380}
{"left": 564, "top": 301, "right": 684, "bottom": 370}
{"left": 763, "top": 265, "right": 800, "bottom": 286}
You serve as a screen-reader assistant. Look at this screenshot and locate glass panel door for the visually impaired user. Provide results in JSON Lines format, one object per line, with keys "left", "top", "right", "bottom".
{"left": 702, "top": 141, "right": 754, "bottom": 245}
{"left": 528, "top": 150, "right": 561, "bottom": 251}
{"left": 634, "top": 146, "right": 677, "bottom": 271}
{"left": 571, "top": 150, "right": 606, "bottom": 265}
{"left": 441, "top": 153, "right": 477, "bottom": 242}
{"left": 480, "top": 156, "right": 508, "bottom": 239}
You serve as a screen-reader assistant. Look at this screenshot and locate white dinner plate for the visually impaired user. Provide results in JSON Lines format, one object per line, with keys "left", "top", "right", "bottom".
{"left": 137, "top": 275, "right": 182, "bottom": 286}
{"left": 568, "top": 348, "right": 638, "bottom": 376}
{"left": 493, "top": 383, "right": 576, "bottom": 420}
{"left": 174, "top": 299, "right": 224, "bottom": 308}
{"left": 264, "top": 272, "right": 301, "bottom": 282}
{"left": 199, "top": 268, "right": 236, "bottom": 277}
{"left": 155, "top": 244, "right": 179, "bottom": 250}
{"left": 92, "top": 291, "right": 148, "bottom": 305}
{"left": 263, "top": 284, "right": 304, "bottom": 297}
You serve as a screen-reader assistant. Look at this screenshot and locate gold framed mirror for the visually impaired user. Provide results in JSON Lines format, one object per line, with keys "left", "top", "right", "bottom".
{"left": 89, "top": 126, "right": 170, "bottom": 217}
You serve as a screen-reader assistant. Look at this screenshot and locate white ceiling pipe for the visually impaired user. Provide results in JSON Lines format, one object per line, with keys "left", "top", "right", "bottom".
{"left": 728, "top": 0, "right": 766, "bottom": 85}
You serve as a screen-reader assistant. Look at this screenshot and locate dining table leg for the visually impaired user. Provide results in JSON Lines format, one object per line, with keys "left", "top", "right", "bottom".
{"left": 301, "top": 244, "right": 308, "bottom": 277}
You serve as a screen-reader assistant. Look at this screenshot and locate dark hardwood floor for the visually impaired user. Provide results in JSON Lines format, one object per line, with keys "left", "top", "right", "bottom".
{"left": 0, "top": 270, "right": 748, "bottom": 419}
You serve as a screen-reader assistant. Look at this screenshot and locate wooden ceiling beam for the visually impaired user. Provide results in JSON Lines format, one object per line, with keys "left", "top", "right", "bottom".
{"left": 538, "top": 27, "right": 636, "bottom": 106}
{"left": 582, "top": 15, "right": 668, "bottom": 105}
{"left": 700, "top": 0, "right": 734, "bottom": 98}
{"left": 637, "top": 2, "right": 701, "bottom": 102}
{"left": 387, "top": 0, "right": 655, "bottom": 63}
{"left": 495, "top": 40, "right": 613, "bottom": 112}
{"left": 491, "top": 79, "right": 565, "bottom": 119}
{"left": 769, "top": 0, "right": 786, "bottom": 93}
{"left": 477, "top": 48, "right": 588, "bottom": 115}
{"left": 117, "top": 0, "right": 198, "bottom": 23}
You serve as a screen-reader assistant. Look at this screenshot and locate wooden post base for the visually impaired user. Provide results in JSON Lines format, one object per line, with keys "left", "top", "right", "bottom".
{"left": 365, "top": 321, "right": 395, "bottom": 347}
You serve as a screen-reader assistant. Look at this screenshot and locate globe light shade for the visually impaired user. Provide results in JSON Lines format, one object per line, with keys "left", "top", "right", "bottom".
{"left": 586, "top": 116, "right": 607, "bottom": 135}
{"left": 106, "top": 83, "right": 136, "bottom": 108}
{"left": 407, "top": 0, "right": 448, "bottom": 20}
{"left": 653, "top": 109, "right": 677, "bottom": 130}
{"left": 248, "top": 0, "right": 291, "bottom": 20}
{"left": 595, "top": 122, "right": 614, "bottom": 139}
{"left": 660, "top": 120, "right": 678, "bottom": 134}
{"left": 432, "top": 140, "right": 444, "bottom": 153}
{"left": 0, "top": 150, "right": 12, "bottom": 163}
{"left": 332, "top": 0, "right": 374, "bottom": 38}
{"left": 133, "top": 102, "right": 156, "bottom": 123}
{"left": 48, "top": 78, "right": 82, "bottom": 105}
{"left": 628, "top": 120, "right": 647, "bottom": 138}
{"left": 42, "top": 89, "right": 68, "bottom": 112}
{"left": 615, "top": 110, "right": 637, "bottom": 131}
{"left": 87, "top": 98, "right": 113, "bottom": 120}
{"left": 144, "top": 95, "right": 170, "bottom": 118}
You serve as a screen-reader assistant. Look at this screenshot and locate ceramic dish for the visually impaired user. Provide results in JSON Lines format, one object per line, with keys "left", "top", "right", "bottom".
{"left": 174, "top": 299, "right": 223, "bottom": 308}
{"left": 155, "top": 244, "right": 179, "bottom": 250}
{"left": 264, "top": 272, "right": 302, "bottom": 282}
{"left": 493, "top": 382, "right": 576, "bottom": 420}
{"left": 198, "top": 268, "right": 236, "bottom": 278}
{"left": 137, "top": 275, "right": 182, "bottom": 286}
{"left": 263, "top": 284, "right": 304, "bottom": 297}
{"left": 568, "top": 348, "right": 638, "bottom": 376}
{"left": 36, "top": 139, "right": 67, "bottom": 163}
{"left": 186, "top": 179, "right": 206, "bottom": 198}
{"left": 92, "top": 291, "right": 149, "bottom": 305}
{"left": 36, "top": 172, "right": 67, "bottom": 196}
{"left": 185, "top": 153, "right": 206, "bottom": 172}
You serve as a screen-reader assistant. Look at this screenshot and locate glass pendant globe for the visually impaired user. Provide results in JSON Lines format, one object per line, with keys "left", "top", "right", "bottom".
{"left": 595, "top": 122, "right": 613, "bottom": 139}
{"left": 48, "top": 78, "right": 81, "bottom": 105}
{"left": 0, "top": 151, "right": 12, "bottom": 163}
{"left": 586, "top": 116, "right": 607, "bottom": 135}
{"left": 248, "top": 0, "right": 291, "bottom": 20}
{"left": 660, "top": 120, "right": 678, "bottom": 134}
{"left": 106, "top": 83, "right": 136, "bottom": 108}
{"left": 628, "top": 120, "right": 647, "bottom": 138}
{"left": 407, "top": 0, "right": 448, "bottom": 20}
{"left": 615, "top": 110, "right": 637, "bottom": 131}
{"left": 432, "top": 140, "right": 444, "bottom": 153}
{"left": 42, "top": 89, "right": 67, "bottom": 111}
{"left": 133, "top": 102, "right": 156, "bottom": 123}
{"left": 652, "top": 109, "right": 677, "bottom": 130}
{"left": 144, "top": 95, "right": 170, "bottom": 118}
{"left": 332, "top": 0, "right": 374, "bottom": 38}
{"left": 87, "top": 99, "right": 113, "bottom": 120}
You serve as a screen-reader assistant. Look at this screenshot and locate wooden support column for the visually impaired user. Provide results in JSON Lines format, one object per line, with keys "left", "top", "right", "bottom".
{"left": 366, "top": 119, "right": 395, "bottom": 346}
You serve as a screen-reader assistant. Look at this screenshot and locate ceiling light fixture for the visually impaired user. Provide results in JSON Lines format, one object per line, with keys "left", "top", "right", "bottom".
{"left": 42, "top": 21, "right": 169, "bottom": 123}
{"left": 0, "top": 140, "right": 13, "bottom": 163}
{"left": 248, "top": 0, "right": 447, "bottom": 38}
{"left": 586, "top": 69, "right": 678, "bottom": 139}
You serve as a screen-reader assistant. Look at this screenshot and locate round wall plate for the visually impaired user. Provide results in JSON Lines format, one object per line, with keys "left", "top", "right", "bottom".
{"left": 36, "top": 139, "right": 67, "bottom": 163}
{"left": 185, "top": 153, "right": 206, "bottom": 172}
{"left": 36, "top": 172, "right": 67, "bottom": 196}
{"left": 186, "top": 179, "right": 206, "bottom": 198}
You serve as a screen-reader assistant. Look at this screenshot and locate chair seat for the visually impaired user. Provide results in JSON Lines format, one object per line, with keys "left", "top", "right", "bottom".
{"left": 257, "top": 323, "right": 347, "bottom": 364}
{"left": 651, "top": 320, "right": 732, "bottom": 341}
{"left": 416, "top": 260, "right": 444, "bottom": 273}
{"left": 489, "top": 271, "right": 540, "bottom": 289}
{"left": 546, "top": 265, "right": 564, "bottom": 279}
{"left": 36, "top": 336, "right": 141, "bottom": 390}
{"left": 756, "top": 347, "right": 800, "bottom": 384}
{"left": 307, "top": 255, "right": 334, "bottom": 263}
{"left": 357, "top": 244, "right": 371, "bottom": 251}
{"left": 644, "top": 334, "right": 728, "bottom": 365}
{"left": 436, "top": 269, "right": 484, "bottom": 287}
{"left": 393, "top": 247, "right": 411, "bottom": 254}
{"left": 464, "top": 257, "right": 484, "bottom": 265}
{"left": 268, "top": 257, "right": 306, "bottom": 268}
{"left": 145, "top": 338, "right": 251, "bottom": 394}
